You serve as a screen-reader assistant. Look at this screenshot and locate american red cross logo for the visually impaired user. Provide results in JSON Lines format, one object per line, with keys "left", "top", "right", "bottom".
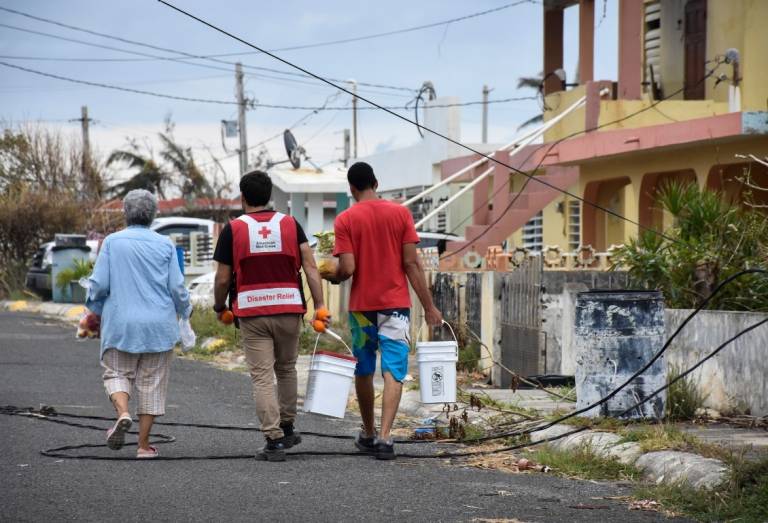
{"left": 258, "top": 226, "right": 271, "bottom": 239}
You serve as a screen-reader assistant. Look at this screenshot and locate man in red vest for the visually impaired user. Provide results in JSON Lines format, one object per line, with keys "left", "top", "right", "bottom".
{"left": 330, "top": 162, "right": 443, "bottom": 460}
{"left": 212, "top": 170, "right": 326, "bottom": 462}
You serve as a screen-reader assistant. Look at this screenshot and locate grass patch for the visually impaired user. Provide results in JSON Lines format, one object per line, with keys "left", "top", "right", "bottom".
{"left": 635, "top": 456, "right": 768, "bottom": 522}
{"left": 298, "top": 321, "right": 352, "bottom": 355}
{"left": 544, "top": 385, "right": 576, "bottom": 402}
{"left": 666, "top": 364, "right": 708, "bottom": 421}
{"left": 457, "top": 339, "right": 481, "bottom": 373}
{"left": 459, "top": 390, "right": 541, "bottom": 419}
{"left": 524, "top": 445, "right": 640, "bottom": 481}
{"left": 7, "top": 289, "right": 41, "bottom": 301}
{"left": 618, "top": 423, "right": 734, "bottom": 462}
{"left": 188, "top": 306, "right": 240, "bottom": 354}
{"left": 619, "top": 424, "right": 694, "bottom": 453}
{"left": 555, "top": 414, "right": 629, "bottom": 432}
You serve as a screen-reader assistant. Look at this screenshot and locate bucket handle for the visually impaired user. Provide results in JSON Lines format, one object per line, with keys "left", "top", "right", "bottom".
{"left": 415, "top": 320, "right": 459, "bottom": 359}
{"left": 309, "top": 328, "right": 355, "bottom": 372}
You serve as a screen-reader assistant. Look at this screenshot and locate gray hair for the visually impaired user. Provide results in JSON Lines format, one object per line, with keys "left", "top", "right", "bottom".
{"left": 123, "top": 189, "right": 158, "bottom": 226}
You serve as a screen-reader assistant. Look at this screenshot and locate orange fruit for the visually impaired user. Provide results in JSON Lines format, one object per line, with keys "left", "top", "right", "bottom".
{"left": 315, "top": 307, "right": 330, "bottom": 321}
{"left": 219, "top": 310, "right": 234, "bottom": 325}
{"left": 312, "top": 319, "right": 326, "bottom": 333}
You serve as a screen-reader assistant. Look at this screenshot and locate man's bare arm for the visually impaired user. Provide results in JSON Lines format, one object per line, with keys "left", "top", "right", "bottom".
{"left": 299, "top": 242, "right": 325, "bottom": 312}
{"left": 213, "top": 262, "right": 232, "bottom": 311}
{"left": 334, "top": 253, "right": 355, "bottom": 282}
{"left": 402, "top": 243, "right": 442, "bottom": 326}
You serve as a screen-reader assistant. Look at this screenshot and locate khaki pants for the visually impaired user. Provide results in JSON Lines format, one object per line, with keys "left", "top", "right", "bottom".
{"left": 240, "top": 313, "right": 302, "bottom": 440}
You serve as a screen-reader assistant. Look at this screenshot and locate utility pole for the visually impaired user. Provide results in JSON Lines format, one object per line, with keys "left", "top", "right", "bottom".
{"left": 481, "top": 84, "right": 492, "bottom": 144}
{"left": 348, "top": 79, "right": 358, "bottom": 159}
{"left": 342, "top": 129, "right": 351, "bottom": 166}
{"left": 235, "top": 62, "right": 248, "bottom": 176}
{"left": 80, "top": 105, "right": 92, "bottom": 177}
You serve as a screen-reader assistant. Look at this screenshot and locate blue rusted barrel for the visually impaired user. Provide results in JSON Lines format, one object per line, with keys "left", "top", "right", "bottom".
{"left": 574, "top": 290, "right": 666, "bottom": 419}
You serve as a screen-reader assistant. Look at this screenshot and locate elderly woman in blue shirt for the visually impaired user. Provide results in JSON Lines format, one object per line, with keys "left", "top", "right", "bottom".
{"left": 86, "top": 189, "right": 191, "bottom": 459}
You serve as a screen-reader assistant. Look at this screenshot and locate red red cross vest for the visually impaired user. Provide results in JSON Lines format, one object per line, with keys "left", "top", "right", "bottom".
{"left": 230, "top": 211, "right": 305, "bottom": 317}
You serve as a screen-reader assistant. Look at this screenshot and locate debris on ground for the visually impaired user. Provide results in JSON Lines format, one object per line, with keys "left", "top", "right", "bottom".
{"left": 628, "top": 499, "right": 661, "bottom": 512}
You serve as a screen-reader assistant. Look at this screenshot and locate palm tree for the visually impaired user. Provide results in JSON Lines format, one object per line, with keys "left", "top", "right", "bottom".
{"left": 106, "top": 149, "right": 169, "bottom": 199}
{"left": 517, "top": 72, "right": 544, "bottom": 130}
{"left": 158, "top": 132, "right": 212, "bottom": 200}
{"left": 106, "top": 120, "right": 214, "bottom": 201}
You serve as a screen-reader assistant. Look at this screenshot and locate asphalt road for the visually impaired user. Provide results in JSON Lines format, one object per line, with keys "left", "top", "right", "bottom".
{"left": 0, "top": 311, "right": 685, "bottom": 522}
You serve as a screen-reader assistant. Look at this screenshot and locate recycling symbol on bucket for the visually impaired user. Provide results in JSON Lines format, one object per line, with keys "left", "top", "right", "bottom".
{"left": 431, "top": 370, "right": 443, "bottom": 383}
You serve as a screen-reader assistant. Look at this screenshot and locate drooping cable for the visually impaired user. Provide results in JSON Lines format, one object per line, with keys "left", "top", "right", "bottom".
{"left": 440, "top": 65, "right": 722, "bottom": 259}
{"left": 154, "top": 0, "right": 692, "bottom": 249}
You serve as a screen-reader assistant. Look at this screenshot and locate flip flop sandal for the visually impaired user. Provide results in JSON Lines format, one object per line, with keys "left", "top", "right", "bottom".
{"left": 136, "top": 446, "right": 159, "bottom": 459}
{"left": 106, "top": 415, "right": 132, "bottom": 451}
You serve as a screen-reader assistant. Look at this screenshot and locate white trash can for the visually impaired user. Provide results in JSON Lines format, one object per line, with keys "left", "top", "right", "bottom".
{"left": 416, "top": 341, "right": 458, "bottom": 404}
{"left": 303, "top": 351, "right": 357, "bottom": 418}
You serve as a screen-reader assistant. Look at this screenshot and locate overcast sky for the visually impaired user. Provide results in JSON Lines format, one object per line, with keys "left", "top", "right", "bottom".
{"left": 0, "top": 0, "right": 618, "bottom": 191}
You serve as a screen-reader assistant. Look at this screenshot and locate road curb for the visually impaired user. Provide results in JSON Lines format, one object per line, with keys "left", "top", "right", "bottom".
{"left": 530, "top": 423, "right": 728, "bottom": 489}
{"left": 1, "top": 300, "right": 85, "bottom": 322}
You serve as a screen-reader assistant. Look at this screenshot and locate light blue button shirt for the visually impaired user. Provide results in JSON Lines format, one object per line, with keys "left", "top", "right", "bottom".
{"left": 86, "top": 226, "right": 192, "bottom": 358}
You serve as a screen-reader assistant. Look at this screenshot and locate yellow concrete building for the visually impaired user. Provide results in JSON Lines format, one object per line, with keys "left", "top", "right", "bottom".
{"left": 444, "top": 0, "right": 768, "bottom": 260}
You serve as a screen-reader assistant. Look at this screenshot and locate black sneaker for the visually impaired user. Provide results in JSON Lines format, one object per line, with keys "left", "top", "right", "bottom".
{"left": 354, "top": 430, "right": 377, "bottom": 455}
{"left": 259, "top": 437, "right": 286, "bottom": 462}
{"left": 279, "top": 421, "right": 302, "bottom": 449}
{"left": 374, "top": 437, "right": 396, "bottom": 460}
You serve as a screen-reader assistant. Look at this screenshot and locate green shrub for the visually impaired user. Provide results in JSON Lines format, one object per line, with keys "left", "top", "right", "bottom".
{"left": 665, "top": 364, "right": 707, "bottom": 421}
{"left": 55, "top": 258, "right": 94, "bottom": 292}
{"left": 611, "top": 180, "right": 768, "bottom": 312}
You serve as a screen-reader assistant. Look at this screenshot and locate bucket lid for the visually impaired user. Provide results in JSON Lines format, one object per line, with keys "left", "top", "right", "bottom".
{"left": 315, "top": 350, "right": 357, "bottom": 362}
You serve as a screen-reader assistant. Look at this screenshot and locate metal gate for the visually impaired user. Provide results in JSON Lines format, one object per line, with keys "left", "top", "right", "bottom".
{"left": 431, "top": 272, "right": 460, "bottom": 341}
{"left": 464, "top": 272, "right": 483, "bottom": 337}
{"left": 498, "top": 255, "right": 543, "bottom": 385}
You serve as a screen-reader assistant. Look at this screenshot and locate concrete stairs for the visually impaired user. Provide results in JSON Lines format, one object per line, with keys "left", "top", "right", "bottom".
{"left": 447, "top": 168, "right": 578, "bottom": 254}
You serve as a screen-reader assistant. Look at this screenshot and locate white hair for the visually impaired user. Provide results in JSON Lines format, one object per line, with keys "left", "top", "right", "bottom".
{"left": 123, "top": 189, "right": 158, "bottom": 226}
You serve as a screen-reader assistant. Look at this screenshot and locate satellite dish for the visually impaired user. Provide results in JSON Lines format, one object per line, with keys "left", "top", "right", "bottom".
{"left": 284, "top": 130, "right": 301, "bottom": 169}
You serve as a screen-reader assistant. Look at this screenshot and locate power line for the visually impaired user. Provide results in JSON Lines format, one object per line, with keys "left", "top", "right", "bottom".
{"left": 196, "top": 93, "right": 343, "bottom": 169}
{"left": 0, "top": 8, "right": 418, "bottom": 92}
{"left": 0, "top": 60, "right": 239, "bottom": 105}
{"left": 154, "top": 0, "right": 720, "bottom": 257}
{"left": 0, "top": 52, "right": 414, "bottom": 98}
{"left": 0, "top": 59, "right": 536, "bottom": 110}
{"left": 440, "top": 65, "right": 723, "bottom": 259}
{"left": 0, "top": 2, "right": 534, "bottom": 59}
{"left": 254, "top": 1, "right": 538, "bottom": 52}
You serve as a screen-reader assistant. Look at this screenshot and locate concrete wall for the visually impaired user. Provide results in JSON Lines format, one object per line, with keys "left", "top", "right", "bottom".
{"left": 706, "top": 0, "right": 768, "bottom": 111}
{"left": 665, "top": 309, "right": 768, "bottom": 416}
{"left": 545, "top": 292, "right": 768, "bottom": 416}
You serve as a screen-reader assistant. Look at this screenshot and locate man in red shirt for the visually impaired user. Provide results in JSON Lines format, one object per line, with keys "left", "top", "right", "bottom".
{"left": 331, "top": 162, "right": 442, "bottom": 460}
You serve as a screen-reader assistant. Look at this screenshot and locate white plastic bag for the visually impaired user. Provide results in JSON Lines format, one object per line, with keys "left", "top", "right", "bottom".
{"left": 178, "top": 317, "right": 196, "bottom": 352}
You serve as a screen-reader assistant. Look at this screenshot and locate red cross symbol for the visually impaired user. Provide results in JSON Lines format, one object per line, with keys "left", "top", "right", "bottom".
{"left": 258, "top": 226, "right": 272, "bottom": 239}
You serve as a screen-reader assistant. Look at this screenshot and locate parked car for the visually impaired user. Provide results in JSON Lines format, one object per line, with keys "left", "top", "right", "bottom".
{"left": 150, "top": 217, "right": 215, "bottom": 236}
{"left": 25, "top": 217, "right": 217, "bottom": 300}
{"left": 417, "top": 231, "right": 464, "bottom": 255}
{"left": 25, "top": 240, "right": 99, "bottom": 300}
{"left": 188, "top": 271, "right": 215, "bottom": 307}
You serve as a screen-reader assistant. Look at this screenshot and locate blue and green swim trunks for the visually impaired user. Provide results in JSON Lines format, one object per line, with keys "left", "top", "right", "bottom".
{"left": 349, "top": 308, "right": 410, "bottom": 382}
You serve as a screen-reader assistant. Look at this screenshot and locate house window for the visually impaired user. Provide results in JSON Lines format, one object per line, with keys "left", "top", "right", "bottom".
{"left": 522, "top": 211, "right": 543, "bottom": 252}
{"left": 644, "top": 1, "right": 662, "bottom": 97}
{"left": 568, "top": 200, "right": 581, "bottom": 251}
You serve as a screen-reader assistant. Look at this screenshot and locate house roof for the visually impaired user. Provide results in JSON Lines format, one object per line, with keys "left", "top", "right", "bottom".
{"left": 268, "top": 164, "right": 348, "bottom": 194}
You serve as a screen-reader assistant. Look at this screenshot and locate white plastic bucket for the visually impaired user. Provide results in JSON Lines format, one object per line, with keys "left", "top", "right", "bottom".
{"left": 303, "top": 351, "right": 357, "bottom": 418}
{"left": 416, "top": 341, "right": 458, "bottom": 404}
